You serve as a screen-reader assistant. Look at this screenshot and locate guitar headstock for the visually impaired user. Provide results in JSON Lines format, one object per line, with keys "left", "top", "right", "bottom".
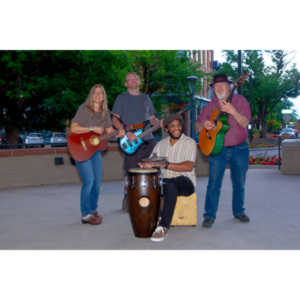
{"left": 234, "top": 71, "right": 248, "bottom": 87}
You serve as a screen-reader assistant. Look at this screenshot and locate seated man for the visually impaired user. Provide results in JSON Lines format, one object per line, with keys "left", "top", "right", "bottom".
{"left": 138, "top": 113, "right": 197, "bottom": 242}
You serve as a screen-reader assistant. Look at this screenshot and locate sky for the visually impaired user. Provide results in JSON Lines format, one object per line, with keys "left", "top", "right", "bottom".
{"left": 214, "top": 50, "right": 300, "bottom": 118}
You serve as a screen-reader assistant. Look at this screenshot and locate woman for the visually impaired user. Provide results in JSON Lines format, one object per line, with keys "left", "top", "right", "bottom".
{"left": 71, "top": 84, "right": 116, "bottom": 225}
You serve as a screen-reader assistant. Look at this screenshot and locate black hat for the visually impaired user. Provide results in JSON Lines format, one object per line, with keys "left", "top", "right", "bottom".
{"left": 163, "top": 113, "right": 183, "bottom": 128}
{"left": 210, "top": 73, "right": 232, "bottom": 87}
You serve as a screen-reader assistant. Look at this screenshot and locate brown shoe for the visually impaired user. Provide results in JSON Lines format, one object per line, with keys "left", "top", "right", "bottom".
{"left": 81, "top": 214, "right": 102, "bottom": 225}
{"left": 92, "top": 211, "right": 103, "bottom": 223}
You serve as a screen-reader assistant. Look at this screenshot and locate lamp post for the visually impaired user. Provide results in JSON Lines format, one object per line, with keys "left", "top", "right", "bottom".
{"left": 249, "top": 71, "right": 254, "bottom": 141}
{"left": 281, "top": 109, "right": 292, "bottom": 127}
{"left": 187, "top": 75, "right": 198, "bottom": 139}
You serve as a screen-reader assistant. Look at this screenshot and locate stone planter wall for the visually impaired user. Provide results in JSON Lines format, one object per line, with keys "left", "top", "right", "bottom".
{"left": 281, "top": 139, "right": 300, "bottom": 174}
{"left": 0, "top": 144, "right": 209, "bottom": 189}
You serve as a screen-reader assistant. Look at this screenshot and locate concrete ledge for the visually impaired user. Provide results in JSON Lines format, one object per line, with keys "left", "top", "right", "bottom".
{"left": 0, "top": 144, "right": 210, "bottom": 189}
{"left": 281, "top": 139, "right": 300, "bottom": 174}
{"left": 0, "top": 145, "right": 124, "bottom": 189}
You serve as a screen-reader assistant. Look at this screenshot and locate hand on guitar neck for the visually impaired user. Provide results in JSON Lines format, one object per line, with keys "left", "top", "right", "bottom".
{"left": 218, "top": 99, "right": 237, "bottom": 116}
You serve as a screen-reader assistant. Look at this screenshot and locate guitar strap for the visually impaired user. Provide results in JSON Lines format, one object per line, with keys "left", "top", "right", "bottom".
{"left": 121, "top": 93, "right": 152, "bottom": 131}
{"left": 111, "top": 93, "right": 151, "bottom": 132}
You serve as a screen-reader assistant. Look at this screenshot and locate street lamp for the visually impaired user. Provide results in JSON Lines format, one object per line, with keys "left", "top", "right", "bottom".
{"left": 187, "top": 75, "right": 198, "bottom": 139}
{"left": 281, "top": 109, "right": 292, "bottom": 127}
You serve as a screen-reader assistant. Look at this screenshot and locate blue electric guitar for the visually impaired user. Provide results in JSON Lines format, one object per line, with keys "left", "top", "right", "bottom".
{"left": 119, "top": 105, "right": 191, "bottom": 155}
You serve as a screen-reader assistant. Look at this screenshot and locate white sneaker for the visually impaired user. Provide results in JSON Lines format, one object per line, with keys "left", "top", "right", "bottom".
{"left": 150, "top": 226, "right": 168, "bottom": 242}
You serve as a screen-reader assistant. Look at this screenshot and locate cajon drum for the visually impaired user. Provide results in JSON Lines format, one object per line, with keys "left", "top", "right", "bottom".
{"left": 171, "top": 193, "right": 197, "bottom": 226}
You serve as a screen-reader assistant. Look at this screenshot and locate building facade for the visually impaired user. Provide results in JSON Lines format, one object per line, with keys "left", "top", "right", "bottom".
{"left": 187, "top": 50, "right": 215, "bottom": 121}
{"left": 188, "top": 50, "right": 214, "bottom": 99}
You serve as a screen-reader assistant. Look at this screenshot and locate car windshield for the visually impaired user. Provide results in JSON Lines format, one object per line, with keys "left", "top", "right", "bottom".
{"left": 281, "top": 128, "right": 293, "bottom": 133}
{"left": 54, "top": 133, "right": 66, "bottom": 137}
{"left": 29, "top": 133, "right": 42, "bottom": 137}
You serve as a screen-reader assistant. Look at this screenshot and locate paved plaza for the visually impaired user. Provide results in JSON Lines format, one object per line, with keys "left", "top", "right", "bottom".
{"left": 0, "top": 167, "right": 299, "bottom": 250}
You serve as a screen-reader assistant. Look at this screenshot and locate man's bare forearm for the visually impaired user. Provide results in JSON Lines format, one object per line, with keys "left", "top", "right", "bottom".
{"left": 231, "top": 111, "right": 249, "bottom": 128}
{"left": 167, "top": 161, "right": 195, "bottom": 172}
{"left": 112, "top": 115, "right": 124, "bottom": 130}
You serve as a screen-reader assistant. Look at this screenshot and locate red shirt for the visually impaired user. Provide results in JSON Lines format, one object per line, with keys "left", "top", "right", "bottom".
{"left": 196, "top": 94, "right": 251, "bottom": 147}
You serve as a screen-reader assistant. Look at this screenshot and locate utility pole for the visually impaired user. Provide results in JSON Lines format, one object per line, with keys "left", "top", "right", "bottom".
{"left": 237, "top": 50, "right": 242, "bottom": 94}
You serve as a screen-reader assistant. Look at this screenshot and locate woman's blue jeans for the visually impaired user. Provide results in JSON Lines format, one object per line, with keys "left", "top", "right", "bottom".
{"left": 75, "top": 151, "right": 102, "bottom": 217}
{"left": 203, "top": 142, "right": 249, "bottom": 220}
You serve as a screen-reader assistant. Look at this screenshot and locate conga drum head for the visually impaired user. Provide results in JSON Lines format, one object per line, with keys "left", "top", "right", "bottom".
{"left": 128, "top": 168, "right": 159, "bottom": 175}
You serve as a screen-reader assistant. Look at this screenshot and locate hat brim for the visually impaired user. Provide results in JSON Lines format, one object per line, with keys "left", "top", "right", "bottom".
{"left": 210, "top": 79, "right": 232, "bottom": 87}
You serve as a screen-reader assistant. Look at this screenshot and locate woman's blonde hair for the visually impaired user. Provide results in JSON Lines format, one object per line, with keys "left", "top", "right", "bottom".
{"left": 85, "top": 84, "right": 109, "bottom": 120}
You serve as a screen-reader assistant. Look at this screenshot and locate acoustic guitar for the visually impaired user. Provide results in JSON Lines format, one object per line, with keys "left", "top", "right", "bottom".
{"left": 68, "top": 131, "right": 114, "bottom": 162}
{"left": 199, "top": 71, "right": 248, "bottom": 156}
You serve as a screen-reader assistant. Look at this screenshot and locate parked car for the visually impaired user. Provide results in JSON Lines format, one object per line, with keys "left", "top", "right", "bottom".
{"left": 288, "top": 125, "right": 299, "bottom": 137}
{"left": 279, "top": 128, "right": 296, "bottom": 138}
{"left": 25, "top": 132, "right": 44, "bottom": 148}
{"left": 41, "top": 130, "right": 53, "bottom": 146}
{"left": 50, "top": 132, "right": 67, "bottom": 147}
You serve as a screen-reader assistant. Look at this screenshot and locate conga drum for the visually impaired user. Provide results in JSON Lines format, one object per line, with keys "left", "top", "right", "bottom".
{"left": 127, "top": 168, "right": 161, "bottom": 238}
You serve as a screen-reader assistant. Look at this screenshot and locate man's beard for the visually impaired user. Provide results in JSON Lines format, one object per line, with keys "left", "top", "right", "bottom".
{"left": 216, "top": 92, "right": 226, "bottom": 100}
{"left": 169, "top": 131, "right": 182, "bottom": 140}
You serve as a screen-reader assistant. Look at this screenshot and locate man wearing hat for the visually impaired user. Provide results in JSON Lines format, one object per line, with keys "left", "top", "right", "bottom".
{"left": 196, "top": 73, "right": 251, "bottom": 228}
{"left": 138, "top": 113, "right": 197, "bottom": 242}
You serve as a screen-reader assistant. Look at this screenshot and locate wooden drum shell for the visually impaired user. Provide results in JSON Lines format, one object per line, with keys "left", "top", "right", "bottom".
{"left": 127, "top": 168, "right": 161, "bottom": 238}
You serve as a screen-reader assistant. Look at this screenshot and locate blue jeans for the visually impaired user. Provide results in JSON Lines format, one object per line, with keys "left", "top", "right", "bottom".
{"left": 203, "top": 142, "right": 249, "bottom": 220}
{"left": 75, "top": 151, "right": 102, "bottom": 217}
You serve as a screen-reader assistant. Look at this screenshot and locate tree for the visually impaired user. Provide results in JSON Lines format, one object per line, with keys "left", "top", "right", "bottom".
{"left": 124, "top": 51, "right": 205, "bottom": 113}
{"left": 0, "top": 50, "right": 204, "bottom": 143}
{"left": 217, "top": 50, "right": 300, "bottom": 136}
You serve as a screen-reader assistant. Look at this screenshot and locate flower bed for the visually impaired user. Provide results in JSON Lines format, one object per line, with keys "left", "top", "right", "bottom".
{"left": 249, "top": 143, "right": 277, "bottom": 148}
{"left": 249, "top": 155, "right": 280, "bottom": 165}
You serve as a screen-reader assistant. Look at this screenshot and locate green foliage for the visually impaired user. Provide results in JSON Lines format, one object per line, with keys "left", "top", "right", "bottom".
{"left": 0, "top": 50, "right": 203, "bottom": 141}
{"left": 267, "top": 119, "right": 281, "bottom": 132}
{"left": 217, "top": 50, "right": 300, "bottom": 137}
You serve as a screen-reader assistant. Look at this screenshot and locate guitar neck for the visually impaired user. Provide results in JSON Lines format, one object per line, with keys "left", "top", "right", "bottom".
{"left": 95, "top": 132, "right": 115, "bottom": 141}
{"left": 212, "top": 71, "right": 248, "bottom": 123}
{"left": 137, "top": 105, "right": 191, "bottom": 139}
{"left": 138, "top": 124, "right": 161, "bottom": 139}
